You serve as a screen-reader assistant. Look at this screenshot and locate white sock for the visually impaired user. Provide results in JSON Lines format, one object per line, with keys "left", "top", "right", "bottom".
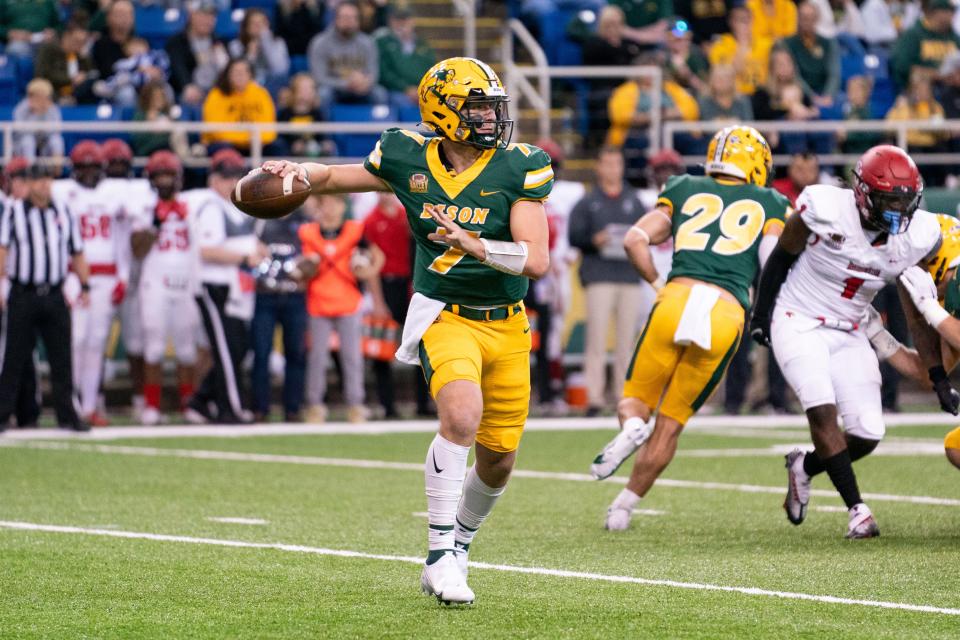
{"left": 425, "top": 434, "right": 470, "bottom": 553}
{"left": 454, "top": 466, "right": 506, "bottom": 550}
{"left": 611, "top": 488, "right": 641, "bottom": 512}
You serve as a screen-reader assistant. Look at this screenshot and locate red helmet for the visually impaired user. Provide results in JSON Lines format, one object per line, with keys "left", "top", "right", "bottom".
{"left": 102, "top": 138, "right": 133, "bottom": 163}
{"left": 852, "top": 145, "right": 922, "bottom": 235}
{"left": 145, "top": 150, "right": 183, "bottom": 177}
{"left": 3, "top": 156, "right": 29, "bottom": 179}
{"left": 69, "top": 140, "right": 104, "bottom": 167}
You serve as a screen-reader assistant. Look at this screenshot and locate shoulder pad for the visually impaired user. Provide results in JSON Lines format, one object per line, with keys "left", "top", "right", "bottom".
{"left": 796, "top": 185, "right": 849, "bottom": 226}
{"left": 908, "top": 210, "right": 942, "bottom": 253}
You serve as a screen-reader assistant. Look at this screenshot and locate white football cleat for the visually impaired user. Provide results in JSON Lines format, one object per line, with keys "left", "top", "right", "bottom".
{"left": 783, "top": 449, "right": 811, "bottom": 525}
{"left": 140, "top": 407, "right": 162, "bottom": 426}
{"left": 590, "top": 419, "right": 652, "bottom": 480}
{"left": 846, "top": 503, "right": 880, "bottom": 539}
{"left": 420, "top": 552, "right": 475, "bottom": 605}
{"left": 604, "top": 506, "right": 632, "bottom": 531}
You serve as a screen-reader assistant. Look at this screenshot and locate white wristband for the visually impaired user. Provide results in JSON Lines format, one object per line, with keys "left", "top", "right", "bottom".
{"left": 650, "top": 277, "right": 666, "bottom": 291}
{"left": 920, "top": 298, "right": 951, "bottom": 329}
{"left": 479, "top": 238, "right": 528, "bottom": 276}
{"left": 868, "top": 328, "right": 902, "bottom": 361}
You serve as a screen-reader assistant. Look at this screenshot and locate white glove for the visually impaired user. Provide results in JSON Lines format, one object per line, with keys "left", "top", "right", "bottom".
{"left": 860, "top": 305, "right": 902, "bottom": 360}
{"left": 900, "top": 266, "right": 950, "bottom": 328}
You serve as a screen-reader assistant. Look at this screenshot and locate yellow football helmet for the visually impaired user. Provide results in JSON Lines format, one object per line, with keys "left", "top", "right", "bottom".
{"left": 418, "top": 57, "right": 513, "bottom": 149}
{"left": 927, "top": 213, "right": 960, "bottom": 284}
{"left": 704, "top": 125, "right": 772, "bottom": 186}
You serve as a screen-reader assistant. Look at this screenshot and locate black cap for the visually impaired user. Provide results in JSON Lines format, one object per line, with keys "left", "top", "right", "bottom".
{"left": 390, "top": 5, "right": 413, "bottom": 19}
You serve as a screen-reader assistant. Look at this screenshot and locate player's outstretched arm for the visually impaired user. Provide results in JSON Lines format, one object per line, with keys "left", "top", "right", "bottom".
{"left": 624, "top": 206, "right": 672, "bottom": 289}
{"left": 750, "top": 213, "right": 810, "bottom": 346}
{"left": 261, "top": 160, "right": 391, "bottom": 195}
{"left": 899, "top": 267, "right": 960, "bottom": 414}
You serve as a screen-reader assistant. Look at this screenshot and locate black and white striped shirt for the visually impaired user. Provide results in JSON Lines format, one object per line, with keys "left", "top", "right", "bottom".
{"left": 0, "top": 197, "right": 84, "bottom": 286}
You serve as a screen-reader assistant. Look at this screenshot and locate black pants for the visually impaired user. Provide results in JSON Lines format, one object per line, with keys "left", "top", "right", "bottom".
{"left": 873, "top": 284, "right": 908, "bottom": 411}
{"left": 724, "top": 339, "right": 787, "bottom": 413}
{"left": 194, "top": 284, "right": 250, "bottom": 421}
{"left": 524, "top": 290, "right": 554, "bottom": 404}
{"left": 371, "top": 276, "right": 432, "bottom": 415}
{"left": 13, "top": 354, "right": 40, "bottom": 426}
{"left": 0, "top": 284, "right": 79, "bottom": 425}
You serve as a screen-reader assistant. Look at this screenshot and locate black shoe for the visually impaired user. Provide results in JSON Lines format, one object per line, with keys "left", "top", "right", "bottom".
{"left": 59, "top": 419, "right": 90, "bottom": 432}
{"left": 284, "top": 411, "right": 302, "bottom": 423}
{"left": 585, "top": 406, "right": 602, "bottom": 418}
{"left": 185, "top": 397, "right": 215, "bottom": 423}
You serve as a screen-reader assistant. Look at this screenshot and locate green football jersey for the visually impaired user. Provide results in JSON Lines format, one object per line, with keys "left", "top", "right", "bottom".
{"left": 363, "top": 128, "right": 554, "bottom": 306}
{"left": 657, "top": 174, "right": 791, "bottom": 309}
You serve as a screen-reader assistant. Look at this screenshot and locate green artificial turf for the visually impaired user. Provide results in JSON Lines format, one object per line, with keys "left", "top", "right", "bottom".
{"left": 1, "top": 426, "right": 958, "bottom": 639}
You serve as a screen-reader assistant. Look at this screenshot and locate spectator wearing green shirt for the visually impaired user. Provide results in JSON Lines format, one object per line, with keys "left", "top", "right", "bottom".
{"left": 608, "top": 0, "right": 673, "bottom": 48}
{"left": 0, "top": 0, "right": 61, "bottom": 59}
{"left": 374, "top": 6, "right": 435, "bottom": 107}
{"left": 778, "top": 1, "right": 840, "bottom": 109}
{"left": 891, "top": 0, "right": 960, "bottom": 92}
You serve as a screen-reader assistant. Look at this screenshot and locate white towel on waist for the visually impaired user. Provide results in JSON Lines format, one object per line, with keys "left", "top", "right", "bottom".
{"left": 395, "top": 292, "right": 446, "bottom": 365}
{"left": 673, "top": 284, "right": 721, "bottom": 350}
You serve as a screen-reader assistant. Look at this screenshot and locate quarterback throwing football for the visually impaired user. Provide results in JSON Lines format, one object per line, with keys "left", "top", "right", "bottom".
{"left": 261, "top": 57, "right": 553, "bottom": 605}
{"left": 750, "top": 145, "right": 957, "bottom": 539}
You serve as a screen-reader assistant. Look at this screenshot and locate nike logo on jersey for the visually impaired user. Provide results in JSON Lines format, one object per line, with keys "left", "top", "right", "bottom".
{"left": 523, "top": 326, "right": 531, "bottom": 334}
{"left": 432, "top": 451, "right": 444, "bottom": 474}
{"left": 479, "top": 190, "right": 500, "bottom": 196}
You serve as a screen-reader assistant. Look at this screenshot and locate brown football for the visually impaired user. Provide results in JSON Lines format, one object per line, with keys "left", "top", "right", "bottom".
{"left": 231, "top": 168, "right": 311, "bottom": 219}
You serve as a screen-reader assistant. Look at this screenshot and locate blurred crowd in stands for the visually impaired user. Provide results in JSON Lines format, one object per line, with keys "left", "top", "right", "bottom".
{"left": 2, "top": 0, "right": 957, "bottom": 427}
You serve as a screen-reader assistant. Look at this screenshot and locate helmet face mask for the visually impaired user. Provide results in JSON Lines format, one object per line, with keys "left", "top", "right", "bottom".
{"left": 149, "top": 171, "right": 180, "bottom": 200}
{"left": 419, "top": 57, "right": 514, "bottom": 149}
{"left": 74, "top": 163, "right": 103, "bottom": 189}
{"left": 456, "top": 92, "right": 512, "bottom": 149}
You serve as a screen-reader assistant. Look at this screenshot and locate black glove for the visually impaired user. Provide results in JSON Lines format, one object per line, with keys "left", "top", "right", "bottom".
{"left": 930, "top": 366, "right": 960, "bottom": 416}
{"left": 749, "top": 313, "right": 771, "bottom": 347}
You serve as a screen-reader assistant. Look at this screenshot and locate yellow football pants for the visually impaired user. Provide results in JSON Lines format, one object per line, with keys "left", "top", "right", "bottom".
{"left": 419, "top": 307, "right": 532, "bottom": 452}
{"left": 623, "top": 282, "right": 744, "bottom": 424}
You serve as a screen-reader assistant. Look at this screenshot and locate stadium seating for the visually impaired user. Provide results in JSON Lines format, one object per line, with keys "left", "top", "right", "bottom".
{"left": 0, "top": 56, "right": 18, "bottom": 106}
{"left": 215, "top": 8, "right": 245, "bottom": 41}
{"left": 329, "top": 104, "right": 395, "bottom": 157}
{"left": 136, "top": 6, "right": 187, "bottom": 50}
{"left": 61, "top": 104, "right": 126, "bottom": 147}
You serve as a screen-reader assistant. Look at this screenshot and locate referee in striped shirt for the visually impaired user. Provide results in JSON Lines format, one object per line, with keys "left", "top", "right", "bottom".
{"left": 0, "top": 163, "right": 91, "bottom": 432}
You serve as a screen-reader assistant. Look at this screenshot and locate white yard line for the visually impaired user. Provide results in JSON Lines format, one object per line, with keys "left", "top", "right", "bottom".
{"left": 1, "top": 412, "right": 956, "bottom": 441}
{"left": 5, "top": 440, "right": 960, "bottom": 507}
{"left": 813, "top": 506, "right": 850, "bottom": 513}
{"left": 206, "top": 517, "right": 269, "bottom": 526}
{"left": 0, "top": 520, "right": 956, "bottom": 616}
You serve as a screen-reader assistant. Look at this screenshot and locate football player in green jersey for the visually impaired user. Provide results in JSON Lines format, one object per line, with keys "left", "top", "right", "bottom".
{"left": 863, "top": 213, "right": 960, "bottom": 469}
{"left": 261, "top": 57, "right": 553, "bottom": 605}
{"left": 589, "top": 126, "right": 791, "bottom": 531}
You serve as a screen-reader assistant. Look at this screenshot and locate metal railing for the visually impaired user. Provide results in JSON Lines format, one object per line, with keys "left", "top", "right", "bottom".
{"left": 0, "top": 119, "right": 420, "bottom": 167}
{"left": 664, "top": 119, "right": 960, "bottom": 167}
{"left": 452, "top": 0, "right": 476, "bottom": 58}
{"left": 501, "top": 20, "right": 662, "bottom": 149}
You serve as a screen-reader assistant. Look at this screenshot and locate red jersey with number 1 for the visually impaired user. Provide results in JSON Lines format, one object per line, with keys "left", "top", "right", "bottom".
{"left": 775, "top": 184, "right": 940, "bottom": 325}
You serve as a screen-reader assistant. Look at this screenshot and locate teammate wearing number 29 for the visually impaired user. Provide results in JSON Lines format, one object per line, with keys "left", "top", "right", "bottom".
{"left": 750, "top": 144, "right": 953, "bottom": 539}
{"left": 260, "top": 57, "right": 552, "bottom": 605}
{"left": 589, "top": 126, "right": 790, "bottom": 531}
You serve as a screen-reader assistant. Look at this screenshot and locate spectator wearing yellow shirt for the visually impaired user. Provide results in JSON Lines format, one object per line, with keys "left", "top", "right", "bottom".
{"left": 885, "top": 68, "right": 948, "bottom": 184}
{"left": 605, "top": 70, "right": 699, "bottom": 148}
{"left": 747, "top": 0, "right": 797, "bottom": 43}
{"left": 709, "top": 6, "right": 773, "bottom": 95}
{"left": 202, "top": 58, "right": 278, "bottom": 151}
